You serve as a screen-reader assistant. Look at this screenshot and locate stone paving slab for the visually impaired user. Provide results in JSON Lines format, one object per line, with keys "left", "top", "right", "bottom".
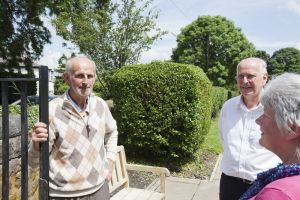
{"left": 165, "top": 177, "right": 201, "bottom": 200}
{"left": 146, "top": 154, "right": 222, "bottom": 200}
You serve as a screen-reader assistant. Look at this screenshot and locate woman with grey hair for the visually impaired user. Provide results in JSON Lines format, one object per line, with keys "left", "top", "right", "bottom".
{"left": 240, "top": 72, "right": 300, "bottom": 200}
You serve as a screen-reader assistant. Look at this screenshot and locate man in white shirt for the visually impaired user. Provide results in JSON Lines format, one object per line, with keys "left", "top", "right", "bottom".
{"left": 219, "top": 57, "right": 281, "bottom": 200}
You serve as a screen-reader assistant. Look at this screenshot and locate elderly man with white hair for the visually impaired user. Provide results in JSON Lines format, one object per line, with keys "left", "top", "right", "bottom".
{"left": 219, "top": 57, "right": 281, "bottom": 200}
{"left": 28, "top": 56, "right": 118, "bottom": 199}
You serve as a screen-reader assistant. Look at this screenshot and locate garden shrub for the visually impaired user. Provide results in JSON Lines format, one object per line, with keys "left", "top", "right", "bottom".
{"left": 93, "top": 69, "right": 117, "bottom": 100}
{"left": 211, "top": 86, "right": 228, "bottom": 118}
{"left": 0, "top": 105, "right": 39, "bottom": 131}
{"left": 228, "top": 89, "right": 240, "bottom": 99}
{"left": 110, "top": 61, "right": 212, "bottom": 168}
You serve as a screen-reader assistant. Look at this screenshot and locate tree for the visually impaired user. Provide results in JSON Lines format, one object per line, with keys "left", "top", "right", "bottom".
{"left": 171, "top": 15, "right": 256, "bottom": 87}
{"left": 268, "top": 47, "right": 300, "bottom": 76}
{"left": 254, "top": 50, "right": 271, "bottom": 72}
{"left": 52, "top": 0, "right": 165, "bottom": 72}
{"left": 54, "top": 54, "right": 70, "bottom": 95}
{"left": 254, "top": 50, "right": 270, "bottom": 63}
{"left": 0, "top": 0, "right": 51, "bottom": 73}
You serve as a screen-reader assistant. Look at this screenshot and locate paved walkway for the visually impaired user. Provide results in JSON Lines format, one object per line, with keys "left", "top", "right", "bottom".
{"left": 164, "top": 154, "right": 222, "bottom": 200}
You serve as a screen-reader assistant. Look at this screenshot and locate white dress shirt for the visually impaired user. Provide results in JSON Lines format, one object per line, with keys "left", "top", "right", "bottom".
{"left": 219, "top": 95, "right": 281, "bottom": 181}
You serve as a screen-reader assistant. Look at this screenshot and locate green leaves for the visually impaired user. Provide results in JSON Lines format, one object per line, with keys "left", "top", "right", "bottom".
{"left": 52, "top": 0, "right": 165, "bottom": 72}
{"left": 171, "top": 15, "right": 255, "bottom": 88}
{"left": 110, "top": 61, "right": 212, "bottom": 168}
{"left": 0, "top": 0, "right": 51, "bottom": 71}
{"left": 268, "top": 47, "right": 300, "bottom": 75}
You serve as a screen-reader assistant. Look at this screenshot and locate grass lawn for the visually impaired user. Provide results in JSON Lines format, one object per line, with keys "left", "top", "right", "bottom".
{"left": 200, "top": 117, "right": 223, "bottom": 154}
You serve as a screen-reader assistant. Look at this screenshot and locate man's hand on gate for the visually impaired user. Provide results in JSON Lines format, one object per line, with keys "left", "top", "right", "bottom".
{"left": 31, "top": 122, "right": 48, "bottom": 151}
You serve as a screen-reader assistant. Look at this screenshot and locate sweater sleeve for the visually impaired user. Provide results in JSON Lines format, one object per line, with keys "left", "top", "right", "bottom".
{"left": 104, "top": 102, "right": 118, "bottom": 161}
{"left": 28, "top": 141, "right": 40, "bottom": 169}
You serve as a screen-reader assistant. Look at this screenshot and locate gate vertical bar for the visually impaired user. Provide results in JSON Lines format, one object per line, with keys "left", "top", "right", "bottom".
{"left": 1, "top": 81, "right": 9, "bottom": 200}
{"left": 39, "top": 66, "right": 49, "bottom": 200}
{"left": 20, "top": 83, "right": 28, "bottom": 200}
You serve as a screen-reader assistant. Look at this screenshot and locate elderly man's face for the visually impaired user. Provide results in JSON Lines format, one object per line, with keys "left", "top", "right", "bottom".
{"left": 236, "top": 61, "right": 267, "bottom": 99}
{"left": 64, "top": 59, "right": 95, "bottom": 99}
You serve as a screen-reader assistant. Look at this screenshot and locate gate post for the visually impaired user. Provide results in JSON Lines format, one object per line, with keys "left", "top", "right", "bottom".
{"left": 39, "top": 66, "right": 49, "bottom": 200}
{"left": 1, "top": 82, "right": 9, "bottom": 200}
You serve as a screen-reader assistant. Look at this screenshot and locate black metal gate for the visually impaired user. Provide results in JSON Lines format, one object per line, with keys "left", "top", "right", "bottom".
{"left": 0, "top": 66, "right": 49, "bottom": 200}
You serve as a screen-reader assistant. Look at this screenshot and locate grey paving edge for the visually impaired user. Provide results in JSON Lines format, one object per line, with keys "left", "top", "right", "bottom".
{"left": 209, "top": 153, "right": 222, "bottom": 181}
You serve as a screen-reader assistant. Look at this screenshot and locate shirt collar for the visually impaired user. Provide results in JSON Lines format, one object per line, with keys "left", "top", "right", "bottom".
{"left": 238, "top": 95, "right": 263, "bottom": 111}
{"left": 66, "top": 90, "right": 90, "bottom": 113}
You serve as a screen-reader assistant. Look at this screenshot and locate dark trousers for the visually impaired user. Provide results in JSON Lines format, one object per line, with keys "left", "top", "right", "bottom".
{"left": 219, "top": 173, "right": 252, "bottom": 200}
{"left": 49, "top": 181, "right": 110, "bottom": 200}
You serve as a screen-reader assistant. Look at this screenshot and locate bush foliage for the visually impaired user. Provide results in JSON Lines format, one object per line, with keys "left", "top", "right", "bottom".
{"left": 0, "top": 105, "right": 39, "bottom": 131}
{"left": 110, "top": 61, "right": 212, "bottom": 168}
{"left": 211, "top": 86, "right": 228, "bottom": 118}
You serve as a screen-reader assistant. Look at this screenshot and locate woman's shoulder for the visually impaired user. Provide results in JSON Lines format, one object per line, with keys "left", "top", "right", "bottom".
{"left": 257, "top": 175, "right": 300, "bottom": 199}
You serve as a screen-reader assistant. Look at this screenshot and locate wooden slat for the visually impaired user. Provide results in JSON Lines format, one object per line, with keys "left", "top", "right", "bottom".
{"left": 125, "top": 164, "right": 170, "bottom": 175}
{"left": 111, "top": 188, "right": 165, "bottom": 200}
{"left": 109, "top": 146, "right": 129, "bottom": 193}
{"left": 109, "top": 146, "right": 169, "bottom": 199}
{"left": 111, "top": 156, "right": 119, "bottom": 184}
{"left": 115, "top": 152, "right": 124, "bottom": 180}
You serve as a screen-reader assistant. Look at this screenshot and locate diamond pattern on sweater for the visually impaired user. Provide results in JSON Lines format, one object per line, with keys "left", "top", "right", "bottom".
{"left": 69, "top": 149, "right": 83, "bottom": 169}
{"left": 86, "top": 167, "right": 99, "bottom": 185}
{"left": 54, "top": 172, "right": 67, "bottom": 187}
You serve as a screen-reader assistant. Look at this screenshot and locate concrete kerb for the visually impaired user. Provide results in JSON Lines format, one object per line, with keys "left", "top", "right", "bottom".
{"left": 209, "top": 153, "right": 222, "bottom": 181}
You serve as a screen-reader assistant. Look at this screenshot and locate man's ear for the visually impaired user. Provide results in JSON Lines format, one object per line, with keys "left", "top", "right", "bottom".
{"left": 63, "top": 72, "right": 70, "bottom": 86}
{"left": 262, "top": 73, "right": 268, "bottom": 85}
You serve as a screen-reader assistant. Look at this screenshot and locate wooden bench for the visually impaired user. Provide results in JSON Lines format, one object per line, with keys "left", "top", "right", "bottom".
{"left": 109, "top": 145, "right": 170, "bottom": 200}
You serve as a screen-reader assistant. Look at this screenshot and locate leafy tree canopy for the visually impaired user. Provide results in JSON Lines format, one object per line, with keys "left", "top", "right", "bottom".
{"left": 0, "top": 0, "right": 51, "bottom": 73}
{"left": 254, "top": 50, "right": 270, "bottom": 63}
{"left": 254, "top": 50, "right": 271, "bottom": 72}
{"left": 52, "top": 0, "right": 165, "bottom": 72}
{"left": 268, "top": 47, "right": 300, "bottom": 75}
{"left": 171, "top": 15, "right": 256, "bottom": 88}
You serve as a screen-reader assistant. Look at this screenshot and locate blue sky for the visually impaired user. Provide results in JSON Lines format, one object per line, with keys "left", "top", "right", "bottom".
{"left": 38, "top": 0, "right": 300, "bottom": 69}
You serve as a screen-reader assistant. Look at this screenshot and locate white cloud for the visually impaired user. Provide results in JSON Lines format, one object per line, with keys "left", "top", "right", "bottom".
{"left": 287, "top": 0, "right": 300, "bottom": 15}
{"left": 37, "top": 49, "right": 73, "bottom": 69}
{"left": 295, "top": 42, "right": 300, "bottom": 50}
{"left": 140, "top": 46, "right": 172, "bottom": 63}
{"left": 253, "top": 40, "right": 300, "bottom": 54}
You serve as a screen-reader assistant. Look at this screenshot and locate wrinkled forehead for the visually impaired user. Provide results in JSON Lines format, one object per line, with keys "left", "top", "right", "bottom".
{"left": 69, "top": 58, "right": 96, "bottom": 74}
{"left": 237, "top": 64, "right": 261, "bottom": 75}
{"left": 237, "top": 58, "right": 267, "bottom": 75}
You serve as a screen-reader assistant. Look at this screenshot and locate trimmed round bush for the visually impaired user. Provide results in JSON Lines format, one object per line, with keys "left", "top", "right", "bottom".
{"left": 110, "top": 61, "right": 212, "bottom": 167}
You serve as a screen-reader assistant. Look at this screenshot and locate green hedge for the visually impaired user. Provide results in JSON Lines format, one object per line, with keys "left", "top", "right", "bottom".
{"left": 0, "top": 105, "right": 39, "bottom": 131}
{"left": 211, "top": 86, "right": 228, "bottom": 118}
{"left": 110, "top": 61, "right": 212, "bottom": 167}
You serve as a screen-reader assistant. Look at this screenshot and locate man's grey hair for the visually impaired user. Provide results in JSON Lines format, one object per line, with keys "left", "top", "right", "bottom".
{"left": 236, "top": 57, "right": 267, "bottom": 74}
{"left": 65, "top": 55, "right": 96, "bottom": 74}
{"left": 260, "top": 73, "right": 300, "bottom": 156}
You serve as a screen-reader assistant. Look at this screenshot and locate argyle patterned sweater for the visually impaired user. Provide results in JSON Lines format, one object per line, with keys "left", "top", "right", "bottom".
{"left": 28, "top": 92, "right": 118, "bottom": 197}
